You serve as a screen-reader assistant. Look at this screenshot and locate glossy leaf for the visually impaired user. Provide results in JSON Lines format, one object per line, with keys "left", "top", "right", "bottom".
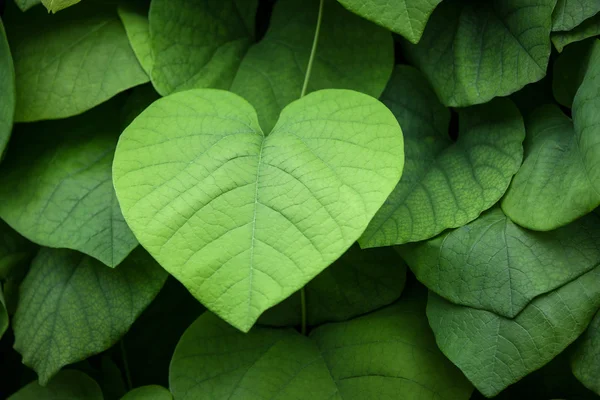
{"left": 502, "top": 41, "right": 600, "bottom": 230}
{"left": 113, "top": 88, "right": 403, "bottom": 332}
{"left": 121, "top": 386, "right": 172, "bottom": 400}
{"left": 149, "top": 0, "right": 257, "bottom": 96}
{"left": 13, "top": 247, "right": 167, "bottom": 384}
{"left": 8, "top": 370, "right": 103, "bottom": 400}
{"left": 400, "top": 208, "right": 600, "bottom": 318}
{"left": 118, "top": 1, "right": 153, "bottom": 76}
{"left": 231, "top": 0, "right": 393, "bottom": 132}
{"left": 404, "top": 0, "right": 555, "bottom": 107}
{"left": 0, "top": 220, "right": 36, "bottom": 280}
{"left": 335, "top": 0, "right": 442, "bottom": 43}
{"left": 170, "top": 293, "right": 473, "bottom": 400}
{"left": 42, "top": 0, "right": 81, "bottom": 13}
{"left": 552, "top": 0, "right": 600, "bottom": 32}
{"left": 572, "top": 310, "right": 600, "bottom": 395}
{"left": 552, "top": 39, "right": 594, "bottom": 107}
{"left": 0, "top": 101, "right": 138, "bottom": 267}
{"left": 0, "top": 19, "right": 15, "bottom": 159}
{"left": 360, "top": 66, "right": 524, "bottom": 247}
{"left": 427, "top": 266, "right": 600, "bottom": 397}
{"left": 552, "top": 13, "right": 600, "bottom": 52}
{"left": 259, "top": 244, "right": 407, "bottom": 327}
{"left": 6, "top": 2, "right": 149, "bottom": 122}
{"left": 0, "top": 286, "right": 7, "bottom": 340}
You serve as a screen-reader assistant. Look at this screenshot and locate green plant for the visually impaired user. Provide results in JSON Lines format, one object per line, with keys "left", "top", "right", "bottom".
{"left": 1, "top": 0, "right": 599, "bottom": 399}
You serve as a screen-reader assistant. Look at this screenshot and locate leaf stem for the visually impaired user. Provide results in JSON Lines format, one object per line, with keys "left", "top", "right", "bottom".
{"left": 301, "top": 287, "right": 307, "bottom": 335}
{"left": 300, "top": 0, "right": 325, "bottom": 99}
{"left": 120, "top": 340, "right": 133, "bottom": 390}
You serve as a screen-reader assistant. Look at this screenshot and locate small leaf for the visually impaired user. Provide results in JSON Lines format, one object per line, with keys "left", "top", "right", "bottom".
{"left": 552, "top": 39, "right": 595, "bottom": 107}
{"left": 114, "top": 89, "right": 403, "bottom": 332}
{"left": 149, "top": 0, "right": 257, "bottom": 96}
{"left": 360, "top": 66, "right": 524, "bottom": 247}
{"left": 400, "top": 208, "right": 600, "bottom": 318}
{"left": 552, "top": 0, "right": 600, "bottom": 32}
{"left": 502, "top": 42, "right": 600, "bottom": 230}
{"left": 404, "top": 0, "right": 556, "bottom": 107}
{"left": 121, "top": 385, "right": 172, "bottom": 400}
{"left": 0, "top": 286, "right": 8, "bottom": 340}
{"left": 259, "top": 244, "right": 407, "bottom": 327}
{"left": 427, "top": 265, "right": 600, "bottom": 397}
{"left": 170, "top": 292, "right": 473, "bottom": 400}
{"left": 0, "top": 220, "right": 36, "bottom": 280}
{"left": 6, "top": 2, "right": 149, "bottom": 122}
{"left": 118, "top": 1, "right": 153, "bottom": 76}
{"left": 572, "top": 310, "right": 600, "bottom": 395}
{"left": 8, "top": 370, "right": 103, "bottom": 400}
{"left": 42, "top": 0, "right": 81, "bottom": 13}
{"left": 552, "top": 13, "right": 600, "bottom": 52}
{"left": 0, "top": 100, "right": 138, "bottom": 267}
{"left": 0, "top": 19, "right": 15, "bottom": 159}
{"left": 335, "top": 0, "right": 443, "bottom": 44}
{"left": 13, "top": 247, "right": 167, "bottom": 384}
{"left": 231, "top": 0, "right": 393, "bottom": 132}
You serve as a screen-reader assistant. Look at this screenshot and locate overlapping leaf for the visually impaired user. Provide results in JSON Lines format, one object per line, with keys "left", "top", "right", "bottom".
{"left": 572, "top": 310, "right": 600, "bottom": 395}
{"left": 427, "top": 265, "right": 600, "bottom": 397}
{"left": 6, "top": 2, "right": 148, "bottom": 122}
{"left": 149, "top": 0, "right": 257, "bottom": 95}
{"left": 552, "top": 0, "right": 600, "bottom": 32}
{"left": 552, "top": 13, "right": 600, "bottom": 52}
{"left": 259, "top": 244, "right": 407, "bottom": 327}
{"left": 400, "top": 208, "right": 600, "bottom": 318}
{"left": 113, "top": 89, "right": 403, "bottom": 332}
{"left": 118, "top": 1, "right": 153, "bottom": 76}
{"left": 552, "top": 39, "right": 594, "bottom": 107}
{"left": 0, "top": 220, "right": 36, "bottom": 280}
{"left": 13, "top": 247, "right": 167, "bottom": 384}
{"left": 8, "top": 370, "right": 103, "bottom": 400}
{"left": 0, "top": 19, "right": 15, "bottom": 159}
{"left": 404, "top": 0, "right": 556, "bottom": 107}
{"left": 0, "top": 101, "right": 138, "bottom": 267}
{"left": 503, "top": 41, "right": 600, "bottom": 230}
{"left": 359, "top": 66, "right": 524, "bottom": 247}
{"left": 170, "top": 292, "right": 473, "bottom": 400}
{"left": 231, "top": 0, "right": 393, "bottom": 132}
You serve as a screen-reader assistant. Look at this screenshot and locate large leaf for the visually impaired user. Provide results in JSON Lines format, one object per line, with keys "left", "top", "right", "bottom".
{"left": 118, "top": 1, "right": 152, "bottom": 76}
{"left": 0, "top": 220, "right": 36, "bottom": 280}
{"left": 259, "top": 244, "right": 407, "bottom": 327}
{"left": 502, "top": 42, "right": 600, "bottom": 230}
{"left": 170, "top": 292, "right": 473, "bottom": 400}
{"left": 552, "top": 39, "right": 594, "bottom": 107}
{"left": 121, "top": 386, "right": 172, "bottom": 400}
{"left": 231, "top": 0, "right": 393, "bottom": 132}
{"left": 359, "top": 66, "right": 524, "bottom": 247}
{"left": 149, "top": 0, "right": 257, "bottom": 96}
{"left": 0, "top": 101, "right": 138, "bottom": 267}
{"left": 335, "top": 0, "right": 442, "bottom": 44}
{"left": 8, "top": 370, "right": 103, "bottom": 400}
{"left": 552, "top": 13, "right": 600, "bottom": 52}
{"left": 113, "top": 88, "right": 403, "bottom": 332}
{"left": 427, "top": 266, "right": 600, "bottom": 397}
{"left": 6, "top": 2, "right": 148, "bottom": 122}
{"left": 572, "top": 310, "right": 600, "bottom": 395}
{"left": 0, "top": 19, "right": 15, "bottom": 159}
{"left": 400, "top": 208, "right": 600, "bottom": 318}
{"left": 42, "top": 0, "right": 81, "bottom": 13}
{"left": 404, "top": 0, "right": 556, "bottom": 107}
{"left": 552, "top": 0, "right": 600, "bottom": 32}
{"left": 12, "top": 247, "right": 167, "bottom": 384}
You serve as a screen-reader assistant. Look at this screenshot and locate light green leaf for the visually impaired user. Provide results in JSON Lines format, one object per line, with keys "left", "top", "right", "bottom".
{"left": 170, "top": 292, "right": 473, "bottom": 400}
{"left": 231, "top": 0, "right": 393, "bottom": 133}
{"left": 502, "top": 43, "right": 600, "bottom": 230}
{"left": 0, "top": 101, "right": 138, "bottom": 267}
{"left": 13, "top": 247, "right": 167, "bottom": 384}
{"left": 0, "top": 19, "right": 15, "bottom": 159}
{"left": 335, "top": 0, "right": 442, "bottom": 44}
{"left": 8, "top": 370, "right": 103, "bottom": 400}
{"left": 149, "top": 0, "right": 257, "bottom": 96}
{"left": 6, "top": 2, "right": 149, "bottom": 122}
{"left": 400, "top": 208, "right": 600, "bottom": 318}
{"left": 113, "top": 88, "right": 404, "bottom": 332}
{"left": 552, "top": 39, "right": 594, "bottom": 107}
{"left": 427, "top": 265, "right": 600, "bottom": 397}
{"left": 552, "top": 0, "right": 600, "bottom": 31}
{"left": 259, "top": 244, "right": 407, "bottom": 327}
{"left": 0, "top": 286, "right": 7, "bottom": 339}
{"left": 0, "top": 220, "right": 36, "bottom": 280}
{"left": 404, "top": 0, "right": 556, "bottom": 107}
{"left": 359, "top": 66, "right": 524, "bottom": 247}
{"left": 118, "top": 1, "right": 153, "bottom": 76}
{"left": 552, "top": 13, "right": 600, "bottom": 52}
{"left": 13, "top": 0, "right": 42, "bottom": 12}
{"left": 572, "top": 310, "right": 600, "bottom": 395}
{"left": 121, "top": 385, "right": 172, "bottom": 400}
{"left": 42, "top": 0, "right": 81, "bottom": 13}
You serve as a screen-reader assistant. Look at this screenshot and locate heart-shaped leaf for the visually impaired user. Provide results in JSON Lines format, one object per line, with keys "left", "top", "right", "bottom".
{"left": 13, "top": 247, "right": 167, "bottom": 384}
{"left": 403, "top": 0, "right": 556, "bottom": 107}
{"left": 230, "top": 0, "right": 393, "bottom": 132}
{"left": 427, "top": 265, "right": 600, "bottom": 397}
{"left": 400, "top": 208, "right": 600, "bottom": 318}
{"left": 8, "top": 370, "right": 103, "bottom": 400}
{"left": 502, "top": 42, "right": 600, "bottom": 230}
{"left": 0, "top": 19, "right": 15, "bottom": 159}
{"left": 170, "top": 291, "right": 473, "bottom": 400}
{"left": 359, "top": 66, "right": 524, "bottom": 247}
{"left": 113, "top": 88, "right": 404, "bottom": 331}
{"left": 552, "top": 13, "right": 600, "bottom": 52}
{"left": 552, "top": 0, "right": 600, "bottom": 32}
{"left": 571, "top": 310, "right": 600, "bottom": 395}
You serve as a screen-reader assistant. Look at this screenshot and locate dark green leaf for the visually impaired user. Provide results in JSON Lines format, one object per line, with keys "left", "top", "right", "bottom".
{"left": 121, "top": 385, "right": 172, "bottom": 400}
{"left": 0, "top": 220, "right": 36, "bottom": 280}
{"left": 553, "top": 39, "right": 595, "bottom": 107}
{"left": 0, "top": 286, "right": 7, "bottom": 340}
{"left": 572, "top": 310, "right": 600, "bottom": 395}
{"left": 0, "top": 19, "right": 15, "bottom": 159}
{"left": 8, "top": 370, "right": 103, "bottom": 400}
{"left": 552, "top": 13, "right": 600, "bottom": 52}
{"left": 552, "top": 0, "right": 600, "bottom": 32}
